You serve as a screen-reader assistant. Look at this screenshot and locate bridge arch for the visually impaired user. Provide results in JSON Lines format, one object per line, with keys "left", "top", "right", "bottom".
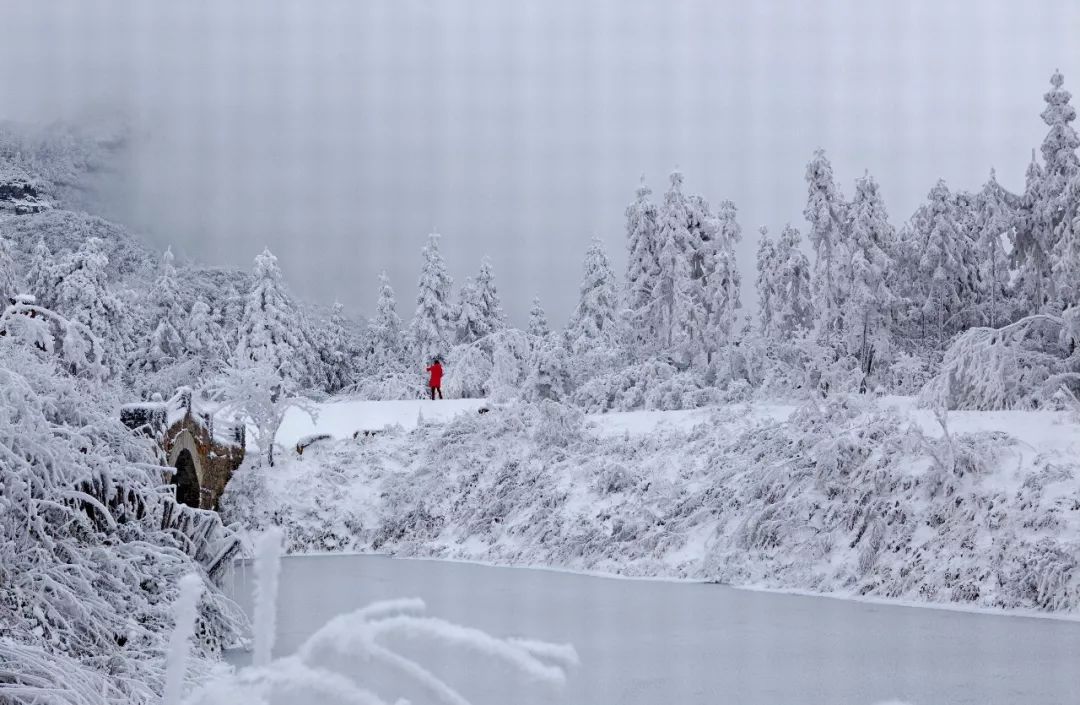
{"left": 168, "top": 429, "right": 204, "bottom": 508}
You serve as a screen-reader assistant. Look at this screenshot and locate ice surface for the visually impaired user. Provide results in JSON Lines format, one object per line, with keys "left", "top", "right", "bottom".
{"left": 225, "top": 554, "right": 1080, "bottom": 705}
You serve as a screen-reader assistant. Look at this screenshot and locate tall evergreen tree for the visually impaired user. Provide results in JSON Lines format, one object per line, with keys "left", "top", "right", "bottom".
{"left": 624, "top": 177, "right": 660, "bottom": 346}
{"left": 475, "top": 257, "right": 506, "bottom": 335}
{"left": 654, "top": 171, "right": 698, "bottom": 359}
{"left": 0, "top": 236, "right": 18, "bottom": 304}
{"left": 772, "top": 224, "right": 813, "bottom": 337}
{"left": 370, "top": 271, "right": 405, "bottom": 369}
{"left": 53, "top": 237, "right": 127, "bottom": 373}
{"left": 133, "top": 247, "right": 185, "bottom": 374}
{"left": 1017, "top": 71, "right": 1080, "bottom": 313}
{"left": 317, "top": 302, "right": 355, "bottom": 392}
{"left": 755, "top": 226, "right": 778, "bottom": 337}
{"left": 410, "top": 232, "right": 454, "bottom": 363}
{"left": 702, "top": 200, "right": 742, "bottom": 360}
{"left": 23, "top": 237, "right": 54, "bottom": 307}
{"left": 187, "top": 298, "right": 226, "bottom": 364}
{"left": 1051, "top": 177, "right": 1080, "bottom": 306}
{"left": 804, "top": 149, "right": 849, "bottom": 347}
{"left": 454, "top": 277, "right": 486, "bottom": 344}
{"left": 235, "top": 248, "right": 318, "bottom": 386}
{"left": 565, "top": 239, "right": 620, "bottom": 355}
{"left": 843, "top": 172, "right": 894, "bottom": 378}
{"left": 975, "top": 169, "right": 1019, "bottom": 327}
{"left": 528, "top": 296, "right": 550, "bottom": 337}
{"left": 913, "top": 181, "right": 973, "bottom": 347}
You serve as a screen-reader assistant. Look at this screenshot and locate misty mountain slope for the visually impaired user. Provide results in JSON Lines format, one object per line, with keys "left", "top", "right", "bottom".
{"left": 222, "top": 396, "right": 1080, "bottom": 615}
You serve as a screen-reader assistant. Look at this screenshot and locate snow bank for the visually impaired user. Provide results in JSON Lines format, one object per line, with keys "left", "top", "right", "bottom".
{"left": 224, "top": 396, "right": 1080, "bottom": 615}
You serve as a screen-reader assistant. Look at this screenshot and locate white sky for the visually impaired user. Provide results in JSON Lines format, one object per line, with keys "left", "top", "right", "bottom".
{"left": 1, "top": 0, "right": 1078, "bottom": 325}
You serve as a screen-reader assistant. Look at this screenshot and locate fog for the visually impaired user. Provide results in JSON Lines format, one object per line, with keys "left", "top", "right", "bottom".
{"left": 1, "top": 0, "right": 1078, "bottom": 325}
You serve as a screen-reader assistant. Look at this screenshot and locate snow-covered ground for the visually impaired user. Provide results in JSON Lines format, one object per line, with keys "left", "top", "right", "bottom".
{"left": 224, "top": 553, "right": 1080, "bottom": 705}
{"left": 228, "top": 395, "right": 1080, "bottom": 615}
{"left": 276, "top": 397, "right": 489, "bottom": 448}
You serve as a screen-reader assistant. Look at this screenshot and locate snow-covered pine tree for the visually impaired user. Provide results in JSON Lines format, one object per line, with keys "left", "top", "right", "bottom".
{"left": 369, "top": 271, "right": 405, "bottom": 369}
{"left": 22, "top": 237, "right": 55, "bottom": 307}
{"left": 52, "top": 236, "right": 128, "bottom": 374}
{"left": 1017, "top": 71, "right": 1080, "bottom": 314}
{"left": 528, "top": 296, "right": 550, "bottom": 337}
{"left": 0, "top": 236, "right": 18, "bottom": 304}
{"left": 843, "top": 172, "right": 895, "bottom": 381}
{"left": 804, "top": 149, "right": 849, "bottom": 348}
{"left": 975, "top": 169, "right": 1019, "bottom": 327}
{"left": 565, "top": 238, "right": 620, "bottom": 356}
{"left": 234, "top": 248, "right": 318, "bottom": 387}
{"left": 654, "top": 171, "right": 698, "bottom": 360}
{"left": 913, "top": 181, "right": 975, "bottom": 348}
{"left": 188, "top": 298, "right": 226, "bottom": 365}
{"left": 1051, "top": 175, "right": 1080, "bottom": 307}
{"left": 133, "top": 247, "right": 185, "bottom": 376}
{"left": 476, "top": 257, "right": 506, "bottom": 335}
{"left": 454, "top": 276, "right": 486, "bottom": 344}
{"left": 625, "top": 177, "right": 660, "bottom": 350}
{"left": 702, "top": 199, "right": 741, "bottom": 362}
{"left": 755, "top": 226, "right": 778, "bottom": 337}
{"left": 410, "top": 232, "right": 454, "bottom": 364}
{"left": 773, "top": 224, "right": 814, "bottom": 337}
{"left": 318, "top": 302, "right": 355, "bottom": 393}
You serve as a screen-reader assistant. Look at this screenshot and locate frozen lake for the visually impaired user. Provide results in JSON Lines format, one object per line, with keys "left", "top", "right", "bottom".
{"left": 225, "top": 554, "right": 1080, "bottom": 705}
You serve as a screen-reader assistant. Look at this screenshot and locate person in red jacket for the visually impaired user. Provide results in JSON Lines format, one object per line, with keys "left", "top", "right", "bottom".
{"left": 426, "top": 358, "right": 444, "bottom": 400}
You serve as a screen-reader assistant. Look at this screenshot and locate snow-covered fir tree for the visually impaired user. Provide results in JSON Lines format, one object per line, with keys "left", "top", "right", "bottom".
{"left": 772, "top": 224, "right": 814, "bottom": 338}
{"left": 0, "top": 236, "right": 17, "bottom": 304}
{"left": 528, "top": 296, "right": 550, "bottom": 337}
{"left": 565, "top": 239, "right": 620, "bottom": 356}
{"left": 1051, "top": 176, "right": 1080, "bottom": 306}
{"left": 22, "top": 237, "right": 54, "bottom": 306}
{"left": 702, "top": 199, "right": 741, "bottom": 362}
{"left": 913, "top": 181, "right": 976, "bottom": 347}
{"left": 187, "top": 298, "right": 227, "bottom": 365}
{"left": 1016, "top": 71, "right": 1080, "bottom": 313}
{"left": 52, "top": 236, "right": 128, "bottom": 373}
{"left": 843, "top": 172, "right": 895, "bottom": 379}
{"left": 654, "top": 171, "right": 698, "bottom": 360}
{"left": 132, "top": 247, "right": 185, "bottom": 376}
{"left": 804, "top": 149, "right": 849, "bottom": 348}
{"left": 755, "top": 226, "right": 778, "bottom": 337}
{"left": 975, "top": 169, "right": 1019, "bottom": 327}
{"left": 410, "top": 232, "right": 454, "bottom": 364}
{"left": 369, "top": 271, "right": 405, "bottom": 369}
{"left": 475, "top": 257, "right": 506, "bottom": 335}
{"left": 317, "top": 302, "right": 355, "bottom": 393}
{"left": 234, "top": 248, "right": 318, "bottom": 387}
{"left": 454, "top": 276, "right": 486, "bottom": 344}
{"left": 624, "top": 177, "right": 660, "bottom": 349}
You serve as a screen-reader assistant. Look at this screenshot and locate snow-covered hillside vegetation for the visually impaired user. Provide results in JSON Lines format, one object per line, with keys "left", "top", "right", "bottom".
{"left": 224, "top": 396, "right": 1080, "bottom": 614}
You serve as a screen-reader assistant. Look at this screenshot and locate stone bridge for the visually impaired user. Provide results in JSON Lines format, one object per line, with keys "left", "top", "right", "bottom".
{"left": 121, "top": 388, "right": 245, "bottom": 510}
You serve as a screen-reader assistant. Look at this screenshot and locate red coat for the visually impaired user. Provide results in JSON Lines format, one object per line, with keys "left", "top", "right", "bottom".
{"left": 426, "top": 362, "right": 443, "bottom": 387}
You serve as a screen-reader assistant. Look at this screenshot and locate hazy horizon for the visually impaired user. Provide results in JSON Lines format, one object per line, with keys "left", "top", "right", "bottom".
{"left": 2, "top": 0, "right": 1079, "bottom": 326}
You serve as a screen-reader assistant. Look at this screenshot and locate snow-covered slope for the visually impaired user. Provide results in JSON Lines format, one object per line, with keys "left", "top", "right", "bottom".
{"left": 224, "top": 395, "right": 1080, "bottom": 615}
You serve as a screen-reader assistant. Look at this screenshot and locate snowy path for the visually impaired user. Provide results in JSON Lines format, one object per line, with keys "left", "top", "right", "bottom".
{"left": 225, "top": 554, "right": 1080, "bottom": 705}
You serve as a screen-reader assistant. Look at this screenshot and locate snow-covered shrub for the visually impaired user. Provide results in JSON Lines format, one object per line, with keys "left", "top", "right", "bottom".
{"left": 522, "top": 334, "right": 572, "bottom": 403}
{"left": 922, "top": 310, "right": 1080, "bottom": 409}
{"left": 444, "top": 341, "right": 491, "bottom": 398}
{"left": 230, "top": 394, "right": 1080, "bottom": 614}
{"left": 348, "top": 370, "right": 426, "bottom": 400}
{"left": 0, "top": 323, "right": 243, "bottom": 704}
